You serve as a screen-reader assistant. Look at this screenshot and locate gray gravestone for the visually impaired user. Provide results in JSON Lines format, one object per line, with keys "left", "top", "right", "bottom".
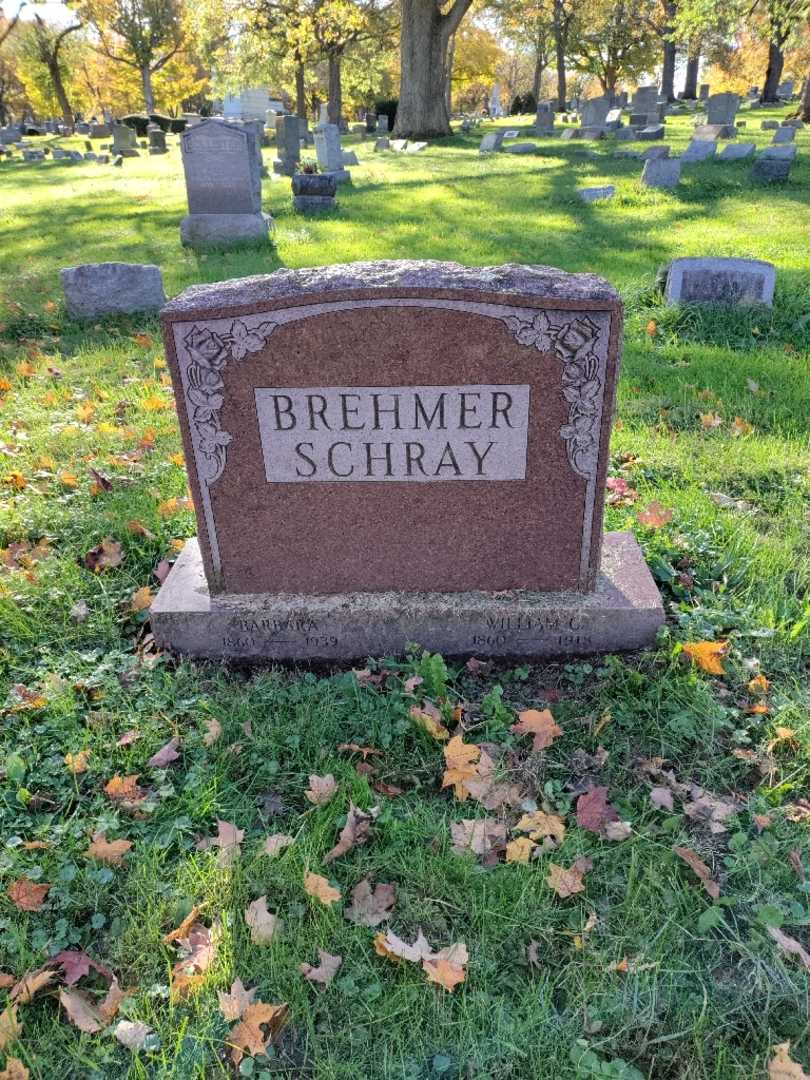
{"left": 314, "top": 123, "right": 349, "bottom": 181}
{"left": 638, "top": 125, "right": 665, "bottom": 140}
{"left": 273, "top": 114, "right": 301, "bottom": 175}
{"left": 706, "top": 93, "right": 739, "bottom": 125}
{"left": 640, "top": 144, "right": 669, "bottom": 159}
{"left": 578, "top": 185, "right": 615, "bottom": 202}
{"left": 374, "top": 137, "right": 390, "bottom": 151}
{"left": 761, "top": 120, "right": 779, "bottom": 130}
{"left": 180, "top": 120, "right": 270, "bottom": 249}
{"left": 641, "top": 157, "right": 681, "bottom": 189}
{"left": 717, "top": 142, "right": 755, "bottom": 161}
{"left": 694, "top": 124, "right": 736, "bottom": 140}
{"left": 534, "top": 101, "right": 555, "bottom": 134}
{"left": 479, "top": 132, "right": 504, "bottom": 152}
{"left": 377, "top": 114, "right": 389, "bottom": 133}
{"left": 681, "top": 139, "right": 716, "bottom": 162}
{"left": 112, "top": 123, "right": 139, "bottom": 157}
{"left": 61, "top": 262, "right": 166, "bottom": 318}
{"left": 580, "top": 96, "right": 612, "bottom": 131}
{"left": 772, "top": 126, "right": 795, "bottom": 144}
{"left": 148, "top": 126, "right": 167, "bottom": 154}
{"left": 665, "top": 257, "right": 775, "bottom": 306}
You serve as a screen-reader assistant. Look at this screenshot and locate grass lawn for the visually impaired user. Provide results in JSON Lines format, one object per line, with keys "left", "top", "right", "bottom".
{"left": 0, "top": 107, "right": 809, "bottom": 1079}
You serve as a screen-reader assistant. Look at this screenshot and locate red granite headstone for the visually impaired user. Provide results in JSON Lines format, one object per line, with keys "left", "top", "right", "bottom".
{"left": 153, "top": 261, "right": 664, "bottom": 660}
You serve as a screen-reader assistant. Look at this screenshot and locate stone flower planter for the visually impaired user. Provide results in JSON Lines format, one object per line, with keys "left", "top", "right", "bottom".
{"left": 292, "top": 171, "right": 337, "bottom": 211}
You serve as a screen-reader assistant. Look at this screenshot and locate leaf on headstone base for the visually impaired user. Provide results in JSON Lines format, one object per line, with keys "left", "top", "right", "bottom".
{"left": 263, "top": 833, "right": 295, "bottom": 858}
{"left": 299, "top": 950, "right": 342, "bottom": 986}
{"left": 229, "top": 1002, "right": 289, "bottom": 1066}
{"left": 546, "top": 857, "right": 592, "bottom": 899}
{"left": 0, "top": 1006, "right": 21, "bottom": 1051}
{"left": 218, "top": 978, "right": 256, "bottom": 1021}
{"left": 114, "top": 1019, "right": 156, "bottom": 1051}
{"left": 147, "top": 736, "right": 180, "bottom": 768}
{"left": 576, "top": 786, "right": 619, "bottom": 835}
{"left": 323, "top": 802, "right": 372, "bottom": 863}
{"left": 510, "top": 708, "right": 563, "bottom": 751}
{"left": 303, "top": 872, "right": 341, "bottom": 906}
{"left": 682, "top": 640, "right": 728, "bottom": 675}
{"left": 450, "top": 818, "right": 507, "bottom": 858}
{"left": 343, "top": 878, "right": 396, "bottom": 926}
{"left": 673, "top": 846, "right": 720, "bottom": 899}
{"left": 7, "top": 878, "right": 50, "bottom": 912}
{"left": 85, "top": 832, "right": 132, "bottom": 865}
{"left": 767, "top": 927, "right": 810, "bottom": 971}
{"left": 409, "top": 701, "right": 450, "bottom": 741}
{"left": 245, "top": 896, "right": 281, "bottom": 945}
{"left": 769, "top": 1043, "right": 810, "bottom": 1080}
{"left": 305, "top": 773, "right": 337, "bottom": 806}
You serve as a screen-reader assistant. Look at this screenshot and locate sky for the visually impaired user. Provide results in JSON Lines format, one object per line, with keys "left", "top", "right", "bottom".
{"left": 3, "top": 1, "right": 76, "bottom": 22}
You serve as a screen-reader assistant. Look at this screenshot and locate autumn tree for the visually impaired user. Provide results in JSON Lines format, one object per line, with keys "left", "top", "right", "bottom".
{"left": 0, "top": 2, "right": 26, "bottom": 52}
{"left": 446, "top": 21, "right": 503, "bottom": 112}
{"left": 568, "top": 0, "right": 659, "bottom": 95}
{"left": 492, "top": 0, "right": 554, "bottom": 101}
{"left": 551, "top": 0, "right": 575, "bottom": 108}
{"left": 312, "top": 0, "right": 394, "bottom": 124}
{"left": 22, "top": 12, "right": 82, "bottom": 125}
{"left": 75, "top": 0, "right": 184, "bottom": 111}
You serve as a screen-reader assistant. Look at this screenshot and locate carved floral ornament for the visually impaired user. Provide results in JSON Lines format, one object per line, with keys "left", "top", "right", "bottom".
{"left": 178, "top": 305, "right": 605, "bottom": 486}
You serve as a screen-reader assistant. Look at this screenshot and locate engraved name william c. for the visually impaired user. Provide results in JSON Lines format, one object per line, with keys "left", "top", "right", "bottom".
{"left": 257, "top": 386, "right": 528, "bottom": 481}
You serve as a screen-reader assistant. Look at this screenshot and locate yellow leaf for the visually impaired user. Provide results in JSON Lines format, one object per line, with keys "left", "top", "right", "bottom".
{"left": 506, "top": 837, "right": 536, "bottom": 863}
{"left": 130, "top": 586, "right": 154, "bottom": 613}
{"left": 16, "top": 361, "right": 35, "bottom": 378}
{"left": 514, "top": 810, "right": 566, "bottom": 844}
{"left": 76, "top": 402, "right": 95, "bottom": 423}
{"left": 409, "top": 702, "right": 450, "bottom": 741}
{"left": 441, "top": 735, "right": 481, "bottom": 800}
{"left": 303, "top": 872, "right": 340, "bottom": 906}
{"left": 5, "top": 472, "right": 26, "bottom": 491}
{"left": 510, "top": 708, "right": 562, "bottom": 751}
{"left": 141, "top": 394, "right": 169, "bottom": 412}
{"left": 422, "top": 955, "right": 466, "bottom": 991}
{"left": 65, "top": 749, "right": 90, "bottom": 774}
{"left": 682, "top": 640, "right": 728, "bottom": 675}
{"left": 769, "top": 1043, "right": 810, "bottom": 1080}
{"left": 169, "top": 452, "right": 185, "bottom": 466}
{"left": 58, "top": 471, "right": 78, "bottom": 488}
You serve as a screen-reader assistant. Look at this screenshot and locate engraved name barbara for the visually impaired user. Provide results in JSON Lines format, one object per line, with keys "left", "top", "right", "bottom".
{"left": 254, "top": 384, "right": 531, "bottom": 483}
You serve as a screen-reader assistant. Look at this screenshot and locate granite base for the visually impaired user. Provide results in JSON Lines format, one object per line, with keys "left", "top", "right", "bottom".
{"left": 180, "top": 212, "right": 272, "bottom": 251}
{"left": 151, "top": 532, "right": 665, "bottom": 663}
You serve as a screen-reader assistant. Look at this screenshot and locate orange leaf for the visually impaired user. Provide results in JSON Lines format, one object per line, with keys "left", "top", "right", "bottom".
{"left": 546, "top": 858, "right": 591, "bottom": 898}
{"left": 422, "top": 955, "right": 466, "bottom": 991}
{"left": 132, "top": 333, "right": 153, "bottom": 348}
{"left": 7, "top": 879, "right": 50, "bottom": 912}
{"left": 441, "top": 735, "right": 481, "bottom": 800}
{"left": 303, "top": 872, "right": 341, "bottom": 906}
{"left": 682, "top": 640, "right": 727, "bottom": 675}
{"left": 674, "top": 845, "right": 720, "bottom": 899}
{"left": 699, "top": 411, "right": 723, "bottom": 430}
{"left": 64, "top": 749, "right": 90, "bottom": 774}
{"left": 85, "top": 832, "right": 132, "bottom": 865}
{"left": 510, "top": 708, "right": 562, "bottom": 751}
{"left": 729, "top": 416, "right": 753, "bottom": 437}
{"left": 636, "top": 501, "right": 673, "bottom": 529}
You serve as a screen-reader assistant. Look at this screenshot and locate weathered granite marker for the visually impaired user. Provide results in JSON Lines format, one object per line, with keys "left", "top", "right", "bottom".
{"left": 152, "top": 261, "right": 664, "bottom": 660}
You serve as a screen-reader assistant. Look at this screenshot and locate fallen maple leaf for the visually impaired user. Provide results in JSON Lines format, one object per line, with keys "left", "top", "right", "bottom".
{"left": 604, "top": 820, "right": 632, "bottom": 841}
{"left": 649, "top": 786, "right": 674, "bottom": 811}
{"left": 636, "top": 501, "right": 673, "bottom": 529}
{"left": 0, "top": 975, "right": 12, "bottom": 989}
{"left": 84, "top": 538, "right": 124, "bottom": 572}
{"left": 514, "top": 810, "right": 566, "bottom": 845}
{"left": 202, "top": 718, "right": 222, "bottom": 746}
{"left": 683, "top": 790, "right": 738, "bottom": 834}
{"left": 162, "top": 906, "right": 203, "bottom": 945}
{"left": 10, "top": 968, "right": 54, "bottom": 1004}
{"left": 114, "top": 1019, "right": 156, "bottom": 1051}
{"left": 64, "top": 749, "right": 90, "bottom": 774}
{"left": 682, "top": 640, "right": 728, "bottom": 675}
{"left": 442, "top": 736, "right": 481, "bottom": 801}
{"left": 116, "top": 729, "right": 141, "bottom": 747}
{"left": 374, "top": 928, "right": 436, "bottom": 964}
{"left": 130, "top": 586, "right": 153, "bottom": 613}
{"left": 699, "top": 411, "right": 723, "bottom": 430}
{"left": 409, "top": 701, "right": 450, "bottom": 741}
{"left": 511, "top": 708, "right": 562, "bottom": 751}
{"left": 0, "top": 1057, "right": 28, "bottom": 1080}
{"left": 748, "top": 673, "right": 770, "bottom": 696}
{"left": 450, "top": 818, "right": 507, "bottom": 858}
{"left": 171, "top": 921, "right": 218, "bottom": 999}
{"left": 305, "top": 773, "right": 337, "bottom": 806}
{"left": 769, "top": 1043, "right": 810, "bottom": 1080}
{"left": 423, "top": 951, "right": 467, "bottom": 992}
{"left": 228, "top": 1001, "right": 288, "bottom": 1066}
{"left": 673, "top": 846, "right": 720, "bottom": 900}
{"left": 344, "top": 878, "right": 396, "bottom": 926}
{"left": 337, "top": 743, "right": 382, "bottom": 761}
{"left": 304, "top": 872, "right": 341, "bottom": 906}
{"left": 7, "top": 879, "right": 50, "bottom": 912}
{"left": 300, "top": 949, "right": 342, "bottom": 986}
{"left": 60, "top": 978, "right": 125, "bottom": 1032}
{"left": 324, "top": 802, "right": 372, "bottom": 863}
{"left": 198, "top": 820, "right": 244, "bottom": 867}
{"left": 729, "top": 416, "right": 753, "bottom": 437}
{"left": 506, "top": 837, "right": 536, "bottom": 863}
{"left": 50, "top": 949, "right": 111, "bottom": 986}
{"left": 263, "top": 833, "right": 295, "bottom": 858}
{"left": 147, "top": 736, "right": 180, "bottom": 768}
{"left": 576, "top": 786, "right": 619, "bottom": 836}
{"left": 104, "top": 773, "right": 147, "bottom": 810}
{"left": 547, "top": 858, "right": 592, "bottom": 898}
{"left": 85, "top": 832, "right": 132, "bottom": 866}
{"left": 767, "top": 926, "right": 810, "bottom": 971}
{"left": 218, "top": 978, "right": 256, "bottom": 1021}
{"left": 0, "top": 1006, "right": 21, "bottom": 1051}
{"left": 245, "top": 896, "right": 281, "bottom": 945}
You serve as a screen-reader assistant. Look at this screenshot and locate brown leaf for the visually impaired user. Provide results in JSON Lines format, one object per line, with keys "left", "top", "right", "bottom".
{"left": 409, "top": 701, "right": 450, "bottom": 741}
{"left": 10, "top": 968, "right": 54, "bottom": 1004}
{"left": 649, "top": 786, "right": 674, "bottom": 811}
{"left": 303, "top": 872, "right": 341, "bottom": 906}
{"left": 0, "top": 1057, "right": 29, "bottom": 1080}
{"left": 114, "top": 1020, "right": 155, "bottom": 1051}
{"left": 116, "top": 729, "right": 141, "bottom": 747}
{"left": 636, "top": 501, "right": 673, "bottom": 529}
{"left": 337, "top": 743, "right": 382, "bottom": 761}
{"left": 673, "top": 846, "right": 720, "bottom": 899}
{"left": 263, "top": 833, "right": 295, "bottom": 858}
{"left": 0, "top": 975, "right": 13, "bottom": 989}
{"left": 373, "top": 929, "right": 436, "bottom": 964}
{"left": 229, "top": 1002, "right": 288, "bottom": 1066}
{"left": 85, "top": 832, "right": 132, "bottom": 866}
{"left": 604, "top": 820, "right": 632, "bottom": 841}
{"left": 789, "top": 849, "right": 805, "bottom": 880}
{"left": 244, "top": 896, "right": 281, "bottom": 945}
{"left": 510, "top": 708, "right": 563, "bottom": 751}
{"left": 59, "top": 988, "right": 105, "bottom": 1033}
{"left": 202, "top": 718, "right": 222, "bottom": 747}
{"left": 450, "top": 818, "right": 507, "bottom": 858}
{"left": 64, "top": 749, "right": 90, "bottom": 774}
{"left": 343, "top": 878, "right": 396, "bottom": 926}
{"left": 305, "top": 773, "right": 337, "bottom": 806}
{"left": 84, "top": 538, "right": 124, "bottom": 573}
{"left": 324, "top": 802, "right": 372, "bottom": 863}
{"left": 7, "top": 879, "right": 50, "bottom": 912}
{"left": 442, "top": 736, "right": 482, "bottom": 801}
{"left": 104, "top": 773, "right": 147, "bottom": 810}
{"left": 218, "top": 979, "right": 256, "bottom": 1021}
{"left": 683, "top": 790, "right": 738, "bottom": 834}
{"left": 576, "top": 786, "right": 619, "bottom": 836}
{"left": 162, "top": 906, "right": 203, "bottom": 944}
{"left": 546, "top": 857, "right": 592, "bottom": 898}
{"left": 463, "top": 750, "right": 523, "bottom": 810}
{"left": 198, "top": 820, "right": 244, "bottom": 867}
{"left": 299, "top": 950, "right": 342, "bottom": 986}
{"left": 0, "top": 1006, "right": 21, "bottom": 1051}
{"left": 769, "top": 1043, "right": 810, "bottom": 1080}
{"left": 147, "top": 736, "right": 180, "bottom": 768}
{"left": 130, "top": 586, "right": 153, "bottom": 613}
{"left": 374, "top": 780, "right": 404, "bottom": 797}
{"left": 49, "top": 949, "right": 111, "bottom": 986}
{"left": 514, "top": 810, "right": 566, "bottom": 845}
{"left": 99, "top": 977, "right": 126, "bottom": 1023}
{"left": 767, "top": 927, "right": 810, "bottom": 971}
{"left": 170, "top": 921, "right": 217, "bottom": 999}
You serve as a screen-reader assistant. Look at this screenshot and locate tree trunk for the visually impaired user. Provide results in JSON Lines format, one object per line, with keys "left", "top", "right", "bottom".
{"left": 532, "top": 50, "right": 545, "bottom": 100}
{"left": 445, "top": 32, "right": 455, "bottom": 115}
{"left": 661, "top": 39, "right": 677, "bottom": 101}
{"left": 395, "top": 0, "right": 471, "bottom": 137}
{"left": 683, "top": 48, "right": 699, "bottom": 98}
{"left": 760, "top": 39, "right": 784, "bottom": 103}
{"left": 553, "top": 0, "right": 567, "bottom": 110}
{"left": 801, "top": 74, "right": 810, "bottom": 122}
{"left": 295, "top": 56, "right": 306, "bottom": 119}
{"left": 142, "top": 64, "right": 154, "bottom": 113}
{"left": 327, "top": 52, "right": 342, "bottom": 125}
{"left": 48, "top": 58, "right": 73, "bottom": 128}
